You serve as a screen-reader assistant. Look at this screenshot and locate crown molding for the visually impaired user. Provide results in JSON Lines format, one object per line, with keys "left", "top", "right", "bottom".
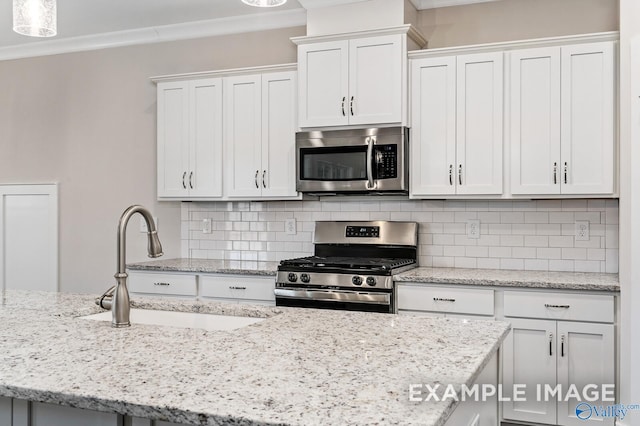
{"left": 291, "top": 24, "right": 427, "bottom": 48}
{"left": 0, "top": 8, "right": 307, "bottom": 62}
{"left": 151, "top": 63, "right": 297, "bottom": 83}
{"left": 408, "top": 0, "right": 500, "bottom": 9}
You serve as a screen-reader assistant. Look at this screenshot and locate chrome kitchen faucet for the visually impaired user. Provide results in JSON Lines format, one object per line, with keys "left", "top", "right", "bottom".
{"left": 97, "top": 205, "right": 163, "bottom": 327}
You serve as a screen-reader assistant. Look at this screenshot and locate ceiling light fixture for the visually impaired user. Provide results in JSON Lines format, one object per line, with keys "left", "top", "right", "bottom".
{"left": 13, "top": 0, "right": 57, "bottom": 38}
{"left": 241, "top": 0, "right": 287, "bottom": 7}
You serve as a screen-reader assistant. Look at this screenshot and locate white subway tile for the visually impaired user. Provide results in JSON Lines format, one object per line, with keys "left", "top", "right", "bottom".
{"left": 191, "top": 249, "right": 208, "bottom": 259}
{"left": 369, "top": 212, "right": 391, "bottom": 221}
{"left": 574, "top": 260, "right": 601, "bottom": 273}
{"left": 573, "top": 238, "right": 602, "bottom": 249}
{"left": 549, "top": 260, "right": 574, "bottom": 272}
{"left": 587, "top": 248, "right": 606, "bottom": 261}
{"left": 455, "top": 257, "right": 477, "bottom": 268}
{"left": 466, "top": 246, "right": 489, "bottom": 257}
{"left": 432, "top": 257, "right": 455, "bottom": 267}
{"left": 477, "top": 258, "right": 500, "bottom": 269}
{"left": 444, "top": 246, "right": 466, "bottom": 257}
{"left": 536, "top": 200, "right": 563, "bottom": 211}
{"left": 477, "top": 235, "right": 501, "bottom": 246}
{"left": 488, "top": 201, "right": 514, "bottom": 211}
{"left": 587, "top": 199, "right": 606, "bottom": 210}
{"left": 465, "top": 201, "right": 490, "bottom": 211}
{"left": 561, "top": 199, "right": 587, "bottom": 211}
{"left": 421, "top": 245, "right": 444, "bottom": 256}
{"left": 433, "top": 212, "right": 455, "bottom": 223}
{"left": 455, "top": 234, "right": 475, "bottom": 246}
{"left": 512, "top": 247, "right": 536, "bottom": 259}
{"left": 536, "top": 224, "right": 562, "bottom": 236}
{"left": 548, "top": 236, "right": 574, "bottom": 248}
{"left": 549, "top": 212, "right": 574, "bottom": 224}
{"left": 423, "top": 201, "right": 445, "bottom": 211}
{"left": 606, "top": 225, "right": 619, "bottom": 249}
{"left": 390, "top": 212, "right": 412, "bottom": 221}
{"left": 455, "top": 211, "right": 478, "bottom": 222}
{"left": 443, "top": 201, "right": 467, "bottom": 211}
{"left": 574, "top": 212, "right": 601, "bottom": 224}
{"left": 561, "top": 248, "right": 587, "bottom": 260}
{"left": 420, "top": 234, "right": 434, "bottom": 245}
{"left": 501, "top": 258, "right": 524, "bottom": 270}
{"left": 433, "top": 234, "right": 454, "bottom": 246}
{"left": 340, "top": 203, "right": 361, "bottom": 212}
{"left": 488, "top": 224, "right": 512, "bottom": 235}
{"left": 477, "top": 212, "right": 501, "bottom": 223}
{"left": 500, "top": 235, "right": 524, "bottom": 247}
{"left": 511, "top": 224, "right": 536, "bottom": 235}
{"left": 590, "top": 224, "right": 605, "bottom": 237}
{"left": 606, "top": 249, "right": 619, "bottom": 273}
{"left": 537, "top": 247, "right": 562, "bottom": 259}
{"left": 501, "top": 212, "right": 525, "bottom": 223}
{"left": 513, "top": 201, "right": 537, "bottom": 211}
{"left": 444, "top": 223, "right": 466, "bottom": 234}
{"left": 233, "top": 221, "right": 250, "bottom": 231}
{"left": 524, "top": 259, "right": 549, "bottom": 271}
{"left": 411, "top": 211, "right": 433, "bottom": 222}
{"left": 489, "top": 247, "right": 512, "bottom": 258}
{"left": 524, "top": 212, "right": 549, "bottom": 224}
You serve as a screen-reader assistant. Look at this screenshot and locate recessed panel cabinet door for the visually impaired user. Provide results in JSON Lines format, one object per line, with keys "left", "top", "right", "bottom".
{"left": 502, "top": 318, "right": 557, "bottom": 425}
{"left": 456, "top": 52, "right": 503, "bottom": 195}
{"left": 410, "top": 56, "right": 457, "bottom": 196}
{"left": 224, "top": 75, "right": 262, "bottom": 198}
{"left": 298, "top": 40, "right": 349, "bottom": 128}
{"left": 157, "top": 82, "right": 189, "bottom": 197}
{"left": 510, "top": 47, "right": 562, "bottom": 195}
{"left": 261, "top": 71, "right": 298, "bottom": 198}
{"left": 560, "top": 42, "right": 615, "bottom": 195}
{"left": 349, "top": 34, "right": 403, "bottom": 126}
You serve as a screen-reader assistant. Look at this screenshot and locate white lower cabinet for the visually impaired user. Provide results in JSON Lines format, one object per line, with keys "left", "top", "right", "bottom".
{"left": 397, "top": 283, "right": 495, "bottom": 319}
{"left": 128, "top": 272, "right": 197, "bottom": 298}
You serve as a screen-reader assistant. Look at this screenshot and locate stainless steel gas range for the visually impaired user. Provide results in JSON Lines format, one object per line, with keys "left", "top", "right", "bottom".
{"left": 275, "top": 221, "right": 418, "bottom": 313}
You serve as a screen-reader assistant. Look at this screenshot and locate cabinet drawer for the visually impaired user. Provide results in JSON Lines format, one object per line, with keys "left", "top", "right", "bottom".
{"left": 503, "top": 290, "right": 614, "bottom": 323}
{"left": 128, "top": 272, "right": 197, "bottom": 296}
{"left": 200, "top": 275, "right": 275, "bottom": 302}
{"left": 397, "top": 284, "right": 494, "bottom": 316}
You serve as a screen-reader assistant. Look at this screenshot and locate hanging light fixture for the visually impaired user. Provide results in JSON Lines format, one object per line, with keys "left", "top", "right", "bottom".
{"left": 241, "top": 0, "right": 287, "bottom": 7}
{"left": 13, "top": 0, "right": 57, "bottom": 38}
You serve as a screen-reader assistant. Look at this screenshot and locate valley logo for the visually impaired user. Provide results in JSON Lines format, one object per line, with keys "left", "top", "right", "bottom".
{"left": 575, "top": 403, "right": 593, "bottom": 420}
{"left": 575, "top": 402, "right": 640, "bottom": 421}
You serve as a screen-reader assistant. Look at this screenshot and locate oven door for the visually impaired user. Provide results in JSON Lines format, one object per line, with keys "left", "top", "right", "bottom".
{"left": 274, "top": 287, "right": 394, "bottom": 313}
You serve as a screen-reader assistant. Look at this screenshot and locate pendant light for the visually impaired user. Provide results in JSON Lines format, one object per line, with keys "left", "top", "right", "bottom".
{"left": 241, "top": 0, "right": 287, "bottom": 7}
{"left": 13, "top": 0, "right": 57, "bottom": 37}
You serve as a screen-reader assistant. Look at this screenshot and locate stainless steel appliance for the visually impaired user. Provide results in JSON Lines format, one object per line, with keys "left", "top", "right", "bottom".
{"left": 275, "top": 221, "right": 418, "bottom": 313}
{"left": 296, "top": 127, "right": 409, "bottom": 194}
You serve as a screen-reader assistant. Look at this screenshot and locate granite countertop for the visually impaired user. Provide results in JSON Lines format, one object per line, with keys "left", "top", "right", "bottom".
{"left": 127, "top": 258, "right": 278, "bottom": 276}
{"left": 394, "top": 267, "right": 619, "bottom": 292}
{"left": 0, "top": 290, "right": 509, "bottom": 426}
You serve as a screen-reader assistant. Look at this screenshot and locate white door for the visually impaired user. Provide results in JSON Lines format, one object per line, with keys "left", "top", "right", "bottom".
{"left": 297, "top": 40, "right": 349, "bottom": 128}
{"left": 502, "top": 318, "right": 557, "bottom": 425}
{"left": 224, "top": 75, "right": 262, "bottom": 198}
{"left": 348, "top": 34, "right": 403, "bottom": 126}
{"left": 510, "top": 47, "right": 562, "bottom": 195}
{"left": 410, "top": 56, "right": 457, "bottom": 197}
{"left": 556, "top": 322, "right": 615, "bottom": 426}
{"left": 0, "top": 185, "right": 58, "bottom": 292}
{"left": 455, "top": 52, "right": 503, "bottom": 195}
{"left": 157, "top": 81, "right": 189, "bottom": 198}
{"left": 189, "top": 78, "right": 223, "bottom": 198}
{"left": 560, "top": 41, "right": 615, "bottom": 195}
{"left": 261, "top": 71, "right": 298, "bottom": 198}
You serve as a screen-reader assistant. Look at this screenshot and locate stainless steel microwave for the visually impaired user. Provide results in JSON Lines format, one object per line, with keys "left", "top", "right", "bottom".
{"left": 296, "top": 127, "right": 409, "bottom": 194}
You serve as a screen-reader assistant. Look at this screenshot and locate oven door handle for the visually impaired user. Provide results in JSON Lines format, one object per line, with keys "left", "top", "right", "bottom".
{"left": 365, "top": 136, "right": 376, "bottom": 190}
{"left": 274, "top": 288, "right": 390, "bottom": 305}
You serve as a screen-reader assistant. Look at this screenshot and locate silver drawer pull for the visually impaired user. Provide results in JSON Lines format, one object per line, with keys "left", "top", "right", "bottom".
{"left": 154, "top": 282, "right": 170, "bottom": 286}
{"left": 545, "top": 304, "right": 570, "bottom": 309}
{"left": 433, "top": 297, "right": 455, "bottom": 302}
{"left": 229, "top": 286, "right": 246, "bottom": 290}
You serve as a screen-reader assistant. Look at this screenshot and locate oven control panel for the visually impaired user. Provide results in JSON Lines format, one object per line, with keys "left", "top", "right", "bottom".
{"left": 345, "top": 226, "right": 380, "bottom": 238}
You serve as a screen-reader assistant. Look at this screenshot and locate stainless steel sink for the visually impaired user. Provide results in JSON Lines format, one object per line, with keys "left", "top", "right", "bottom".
{"left": 80, "top": 309, "right": 264, "bottom": 331}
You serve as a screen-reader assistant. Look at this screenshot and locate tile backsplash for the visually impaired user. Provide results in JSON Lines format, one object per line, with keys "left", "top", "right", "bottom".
{"left": 182, "top": 199, "right": 619, "bottom": 273}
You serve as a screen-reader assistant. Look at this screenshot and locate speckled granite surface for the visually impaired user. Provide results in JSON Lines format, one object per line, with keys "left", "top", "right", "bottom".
{"left": 394, "top": 267, "right": 619, "bottom": 292}
{"left": 127, "top": 258, "right": 278, "bottom": 276}
{"left": 0, "top": 290, "right": 509, "bottom": 426}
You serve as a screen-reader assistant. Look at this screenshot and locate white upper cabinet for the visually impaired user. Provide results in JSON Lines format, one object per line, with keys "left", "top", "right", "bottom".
{"left": 410, "top": 52, "right": 503, "bottom": 197}
{"left": 225, "top": 71, "right": 299, "bottom": 200}
{"left": 157, "top": 78, "right": 223, "bottom": 199}
{"left": 510, "top": 41, "right": 616, "bottom": 196}
{"left": 298, "top": 33, "right": 405, "bottom": 128}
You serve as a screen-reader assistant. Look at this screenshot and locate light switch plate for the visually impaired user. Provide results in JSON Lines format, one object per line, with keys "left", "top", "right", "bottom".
{"left": 202, "top": 218, "right": 212, "bottom": 234}
{"left": 139, "top": 216, "right": 158, "bottom": 233}
{"left": 466, "top": 219, "right": 480, "bottom": 239}
{"left": 575, "top": 221, "right": 590, "bottom": 241}
{"left": 285, "top": 218, "right": 297, "bottom": 235}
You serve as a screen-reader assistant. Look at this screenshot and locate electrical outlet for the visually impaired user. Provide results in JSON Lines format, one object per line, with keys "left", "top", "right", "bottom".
{"left": 285, "top": 218, "right": 297, "bottom": 235}
{"left": 575, "top": 221, "right": 590, "bottom": 241}
{"left": 139, "top": 216, "right": 158, "bottom": 233}
{"left": 466, "top": 219, "right": 480, "bottom": 239}
{"left": 202, "top": 218, "right": 212, "bottom": 234}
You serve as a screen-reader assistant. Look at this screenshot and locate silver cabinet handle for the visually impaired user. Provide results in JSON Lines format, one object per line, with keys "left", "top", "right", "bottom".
{"left": 182, "top": 171, "right": 187, "bottom": 189}
{"left": 553, "top": 162, "right": 557, "bottom": 185}
{"left": 564, "top": 162, "right": 568, "bottom": 184}
{"left": 350, "top": 96, "right": 354, "bottom": 116}
{"left": 341, "top": 97, "right": 346, "bottom": 116}
{"left": 549, "top": 332, "right": 553, "bottom": 356}
{"left": 262, "top": 170, "right": 266, "bottom": 189}
{"left": 545, "top": 304, "right": 570, "bottom": 309}
{"left": 561, "top": 334, "right": 565, "bottom": 357}
{"left": 189, "top": 171, "right": 194, "bottom": 189}
{"left": 449, "top": 165, "right": 453, "bottom": 186}
{"left": 433, "top": 297, "right": 455, "bottom": 302}
{"left": 458, "top": 164, "right": 463, "bottom": 185}
{"left": 154, "top": 282, "right": 170, "bottom": 286}
{"left": 229, "top": 286, "right": 246, "bottom": 290}
{"left": 254, "top": 170, "right": 259, "bottom": 189}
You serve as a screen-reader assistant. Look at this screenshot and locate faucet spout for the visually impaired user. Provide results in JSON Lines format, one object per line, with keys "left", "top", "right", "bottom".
{"left": 107, "top": 205, "right": 163, "bottom": 327}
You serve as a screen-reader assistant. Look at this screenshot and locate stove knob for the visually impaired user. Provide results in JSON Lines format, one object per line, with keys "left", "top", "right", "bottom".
{"left": 352, "top": 276, "right": 363, "bottom": 286}
{"left": 300, "top": 273, "right": 310, "bottom": 283}
{"left": 287, "top": 273, "right": 298, "bottom": 283}
{"left": 366, "top": 277, "right": 376, "bottom": 286}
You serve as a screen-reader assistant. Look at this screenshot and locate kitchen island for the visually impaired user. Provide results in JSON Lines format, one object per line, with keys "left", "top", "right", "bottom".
{"left": 0, "top": 290, "right": 509, "bottom": 426}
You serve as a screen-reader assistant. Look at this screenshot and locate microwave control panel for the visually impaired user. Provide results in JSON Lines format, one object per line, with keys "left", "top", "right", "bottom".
{"left": 374, "top": 145, "right": 398, "bottom": 179}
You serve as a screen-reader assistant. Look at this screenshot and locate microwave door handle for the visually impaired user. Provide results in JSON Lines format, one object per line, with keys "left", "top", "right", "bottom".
{"left": 365, "top": 136, "right": 376, "bottom": 190}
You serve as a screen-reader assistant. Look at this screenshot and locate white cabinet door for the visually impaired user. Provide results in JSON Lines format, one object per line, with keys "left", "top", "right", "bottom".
{"left": 456, "top": 52, "right": 503, "bottom": 195}
{"left": 410, "top": 56, "right": 457, "bottom": 196}
{"left": 556, "top": 322, "right": 615, "bottom": 426}
{"left": 510, "top": 47, "right": 562, "bottom": 195}
{"left": 349, "top": 34, "right": 403, "bottom": 126}
{"left": 188, "top": 78, "right": 223, "bottom": 198}
{"left": 298, "top": 40, "right": 349, "bottom": 128}
{"left": 157, "top": 81, "right": 189, "bottom": 198}
{"left": 224, "top": 75, "right": 262, "bottom": 198}
{"left": 502, "top": 318, "right": 557, "bottom": 425}
{"left": 261, "top": 71, "right": 298, "bottom": 198}
{"left": 28, "top": 402, "right": 119, "bottom": 426}
{"left": 560, "top": 41, "right": 615, "bottom": 195}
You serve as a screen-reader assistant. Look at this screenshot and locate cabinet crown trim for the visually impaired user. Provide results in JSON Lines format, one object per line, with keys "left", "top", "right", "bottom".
{"left": 151, "top": 63, "right": 297, "bottom": 84}
{"left": 291, "top": 24, "right": 427, "bottom": 48}
{"left": 408, "top": 31, "right": 618, "bottom": 59}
